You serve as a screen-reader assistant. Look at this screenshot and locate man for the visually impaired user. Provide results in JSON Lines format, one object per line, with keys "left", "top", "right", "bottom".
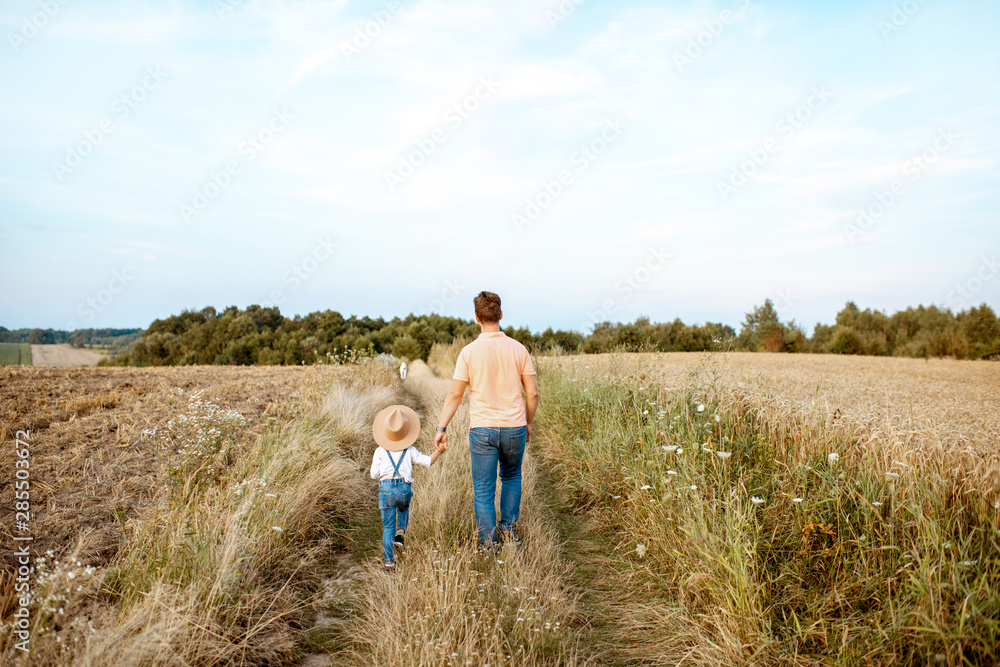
{"left": 434, "top": 291, "right": 540, "bottom": 547}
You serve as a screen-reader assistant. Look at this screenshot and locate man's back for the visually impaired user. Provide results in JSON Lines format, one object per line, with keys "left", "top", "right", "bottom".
{"left": 453, "top": 331, "right": 535, "bottom": 429}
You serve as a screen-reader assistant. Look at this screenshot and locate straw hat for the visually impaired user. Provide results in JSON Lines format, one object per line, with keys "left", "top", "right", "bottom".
{"left": 372, "top": 405, "right": 421, "bottom": 451}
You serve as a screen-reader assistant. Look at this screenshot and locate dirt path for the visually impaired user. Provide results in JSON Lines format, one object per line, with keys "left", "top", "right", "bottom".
{"left": 397, "top": 360, "right": 620, "bottom": 664}
{"left": 30, "top": 343, "right": 105, "bottom": 366}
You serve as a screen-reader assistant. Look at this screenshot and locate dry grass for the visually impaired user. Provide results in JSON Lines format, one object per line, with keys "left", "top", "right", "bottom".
{"left": 546, "top": 352, "right": 1000, "bottom": 487}
{"left": 426, "top": 337, "right": 469, "bottom": 379}
{"left": 5, "top": 351, "right": 994, "bottom": 665}
{"left": 533, "top": 352, "right": 1000, "bottom": 665}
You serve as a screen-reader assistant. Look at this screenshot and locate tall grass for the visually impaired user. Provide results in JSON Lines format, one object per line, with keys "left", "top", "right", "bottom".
{"left": 1, "top": 360, "right": 401, "bottom": 665}
{"left": 531, "top": 354, "right": 1000, "bottom": 665}
{"left": 426, "top": 337, "right": 469, "bottom": 378}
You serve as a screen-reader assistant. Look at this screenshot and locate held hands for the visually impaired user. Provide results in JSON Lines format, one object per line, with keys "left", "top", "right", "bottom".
{"left": 434, "top": 429, "right": 447, "bottom": 453}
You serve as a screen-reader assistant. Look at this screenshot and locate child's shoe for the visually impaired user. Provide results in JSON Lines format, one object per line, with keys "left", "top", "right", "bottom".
{"left": 383, "top": 561, "right": 396, "bottom": 573}
{"left": 393, "top": 532, "right": 405, "bottom": 550}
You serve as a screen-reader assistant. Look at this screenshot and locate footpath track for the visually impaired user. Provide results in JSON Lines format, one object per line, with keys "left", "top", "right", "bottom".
{"left": 396, "top": 361, "right": 643, "bottom": 666}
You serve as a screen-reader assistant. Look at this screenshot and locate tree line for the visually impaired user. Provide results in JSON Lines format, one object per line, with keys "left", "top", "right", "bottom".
{"left": 85, "top": 300, "right": 998, "bottom": 367}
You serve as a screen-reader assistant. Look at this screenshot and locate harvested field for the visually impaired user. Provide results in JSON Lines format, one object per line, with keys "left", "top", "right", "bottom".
{"left": 0, "top": 366, "right": 325, "bottom": 593}
{"left": 29, "top": 344, "right": 105, "bottom": 367}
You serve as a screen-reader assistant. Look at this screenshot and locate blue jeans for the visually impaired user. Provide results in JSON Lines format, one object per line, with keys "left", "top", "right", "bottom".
{"left": 469, "top": 426, "right": 526, "bottom": 545}
{"left": 378, "top": 479, "right": 412, "bottom": 562}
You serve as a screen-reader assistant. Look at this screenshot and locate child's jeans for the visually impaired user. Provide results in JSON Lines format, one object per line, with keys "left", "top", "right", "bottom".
{"left": 378, "top": 479, "right": 413, "bottom": 562}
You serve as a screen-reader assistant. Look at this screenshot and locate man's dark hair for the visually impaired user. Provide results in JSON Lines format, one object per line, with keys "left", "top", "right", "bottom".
{"left": 473, "top": 291, "right": 502, "bottom": 324}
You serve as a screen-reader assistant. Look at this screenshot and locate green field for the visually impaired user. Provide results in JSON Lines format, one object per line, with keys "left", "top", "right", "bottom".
{"left": 0, "top": 342, "right": 32, "bottom": 365}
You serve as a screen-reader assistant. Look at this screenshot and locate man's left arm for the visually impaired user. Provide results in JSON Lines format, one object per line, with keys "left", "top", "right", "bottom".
{"left": 522, "top": 372, "right": 539, "bottom": 441}
{"left": 435, "top": 379, "right": 468, "bottom": 450}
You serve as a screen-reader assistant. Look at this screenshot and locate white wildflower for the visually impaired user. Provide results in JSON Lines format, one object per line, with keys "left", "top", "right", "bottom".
{"left": 872, "top": 501, "right": 883, "bottom": 507}
{"left": 715, "top": 451, "right": 731, "bottom": 459}
{"left": 751, "top": 496, "right": 765, "bottom": 505}
{"left": 792, "top": 498, "right": 803, "bottom": 503}
{"left": 640, "top": 485, "right": 652, "bottom": 490}
{"left": 662, "top": 445, "right": 677, "bottom": 452}
{"left": 697, "top": 404, "right": 705, "bottom": 412}
{"left": 828, "top": 453, "right": 839, "bottom": 463}
{"left": 690, "top": 484, "right": 697, "bottom": 491}
{"left": 635, "top": 544, "right": 647, "bottom": 558}
{"left": 272, "top": 526, "right": 283, "bottom": 532}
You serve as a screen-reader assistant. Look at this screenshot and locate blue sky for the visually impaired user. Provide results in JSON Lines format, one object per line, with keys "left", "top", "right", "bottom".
{"left": 1, "top": 0, "right": 998, "bottom": 334}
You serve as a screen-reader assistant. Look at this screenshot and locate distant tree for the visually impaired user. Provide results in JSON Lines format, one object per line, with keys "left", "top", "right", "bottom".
{"left": 738, "top": 300, "right": 782, "bottom": 351}
{"left": 391, "top": 335, "right": 423, "bottom": 360}
{"left": 960, "top": 304, "right": 1000, "bottom": 358}
{"left": 504, "top": 325, "right": 536, "bottom": 350}
{"left": 611, "top": 324, "right": 645, "bottom": 350}
{"left": 538, "top": 327, "right": 583, "bottom": 353}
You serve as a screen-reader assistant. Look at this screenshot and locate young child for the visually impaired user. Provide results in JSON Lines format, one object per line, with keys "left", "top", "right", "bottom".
{"left": 370, "top": 405, "right": 444, "bottom": 571}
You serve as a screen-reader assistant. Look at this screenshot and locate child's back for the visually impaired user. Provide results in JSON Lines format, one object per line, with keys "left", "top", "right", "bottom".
{"left": 370, "top": 405, "right": 443, "bottom": 571}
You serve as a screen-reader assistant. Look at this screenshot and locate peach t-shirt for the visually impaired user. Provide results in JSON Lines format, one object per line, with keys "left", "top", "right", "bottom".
{"left": 453, "top": 331, "right": 535, "bottom": 428}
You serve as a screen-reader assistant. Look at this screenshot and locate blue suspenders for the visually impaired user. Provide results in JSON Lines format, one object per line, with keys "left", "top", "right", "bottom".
{"left": 386, "top": 448, "right": 407, "bottom": 480}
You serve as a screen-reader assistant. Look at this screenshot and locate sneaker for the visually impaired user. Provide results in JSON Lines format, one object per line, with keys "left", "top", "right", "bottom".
{"left": 499, "top": 529, "right": 522, "bottom": 546}
{"left": 383, "top": 561, "right": 396, "bottom": 573}
{"left": 394, "top": 533, "right": 405, "bottom": 549}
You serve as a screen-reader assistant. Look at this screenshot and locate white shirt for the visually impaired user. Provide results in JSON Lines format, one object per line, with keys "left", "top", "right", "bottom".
{"left": 369, "top": 446, "right": 431, "bottom": 483}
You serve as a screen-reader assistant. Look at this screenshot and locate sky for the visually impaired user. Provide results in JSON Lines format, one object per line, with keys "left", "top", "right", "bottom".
{"left": 1, "top": 0, "right": 998, "bottom": 335}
